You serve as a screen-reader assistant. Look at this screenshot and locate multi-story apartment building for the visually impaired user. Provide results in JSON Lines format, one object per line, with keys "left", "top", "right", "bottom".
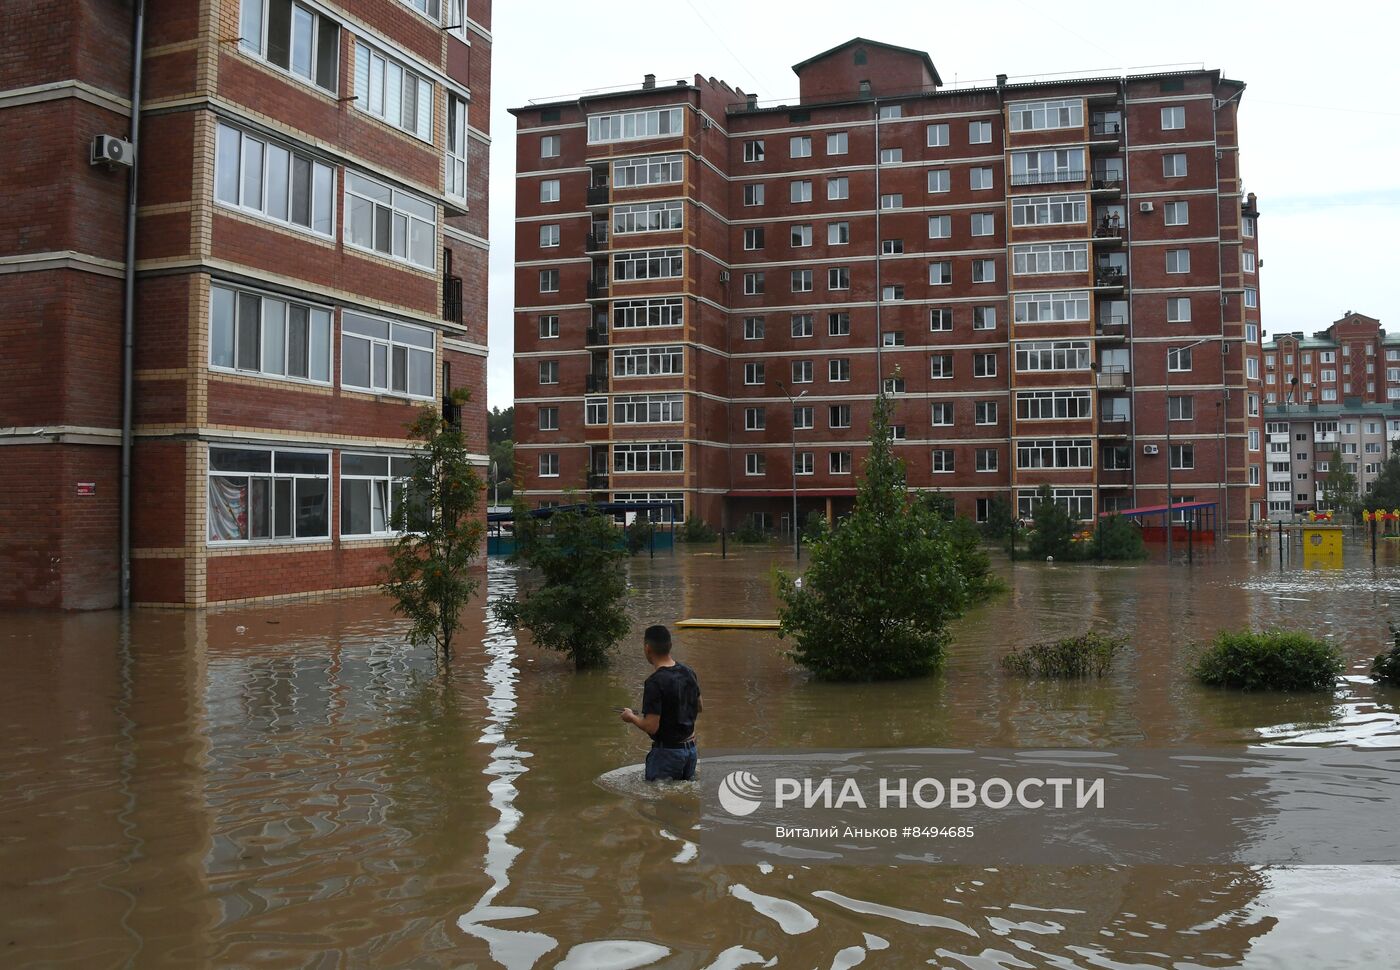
{"left": 1264, "top": 405, "right": 1400, "bottom": 516}
{"left": 511, "top": 38, "right": 1264, "bottom": 533}
{"left": 1, "top": 0, "right": 491, "bottom": 609}
{"left": 1263, "top": 312, "right": 1395, "bottom": 407}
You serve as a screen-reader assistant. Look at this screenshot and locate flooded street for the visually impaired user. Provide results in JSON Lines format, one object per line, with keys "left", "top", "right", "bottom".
{"left": 4, "top": 542, "right": 1400, "bottom": 968}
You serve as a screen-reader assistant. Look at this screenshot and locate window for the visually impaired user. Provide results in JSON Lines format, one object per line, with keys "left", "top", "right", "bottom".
{"left": 1008, "top": 98, "right": 1083, "bottom": 132}
{"left": 538, "top": 269, "right": 558, "bottom": 293}
{"left": 880, "top": 194, "right": 903, "bottom": 210}
{"left": 1015, "top": 340, "right": 1092, "bottom": 372}
{"left": 540, "top": 179, "right": 560, "bottom": 203}
{"left": 881, "top": 331, "right": 905, "bottom": 347}
{"left": 828, "top": 221, "right": 850, "bottom": 245}
{"left": 743, "top": 139, "right": 765, "bottom": 162}
{"left": 539, "top": 224, "right": 560, "bottom": 248}
{"left": 976, "top": 401, "right": 997, "bottom": 425}
{"left": 1014, "top": 290, "right": 1089, "bottom": 323}
{"left": 878, "top": 104, "right": 902, "bottom": 119}
{"left": 930, "top": 308, "right": 952, "bottom": 331}
{"left": 745, "top": 407, "right": 765, "bottom": 431}
{"left": 1010, "top": 148, "right": 1085, "bottom": 186}
{"left": 829, "top": 358, "right": 850, "bottom": 382}
{"left": 1167, "top": 297, "right": 1191, "bottom": 323}
{"left": 932, "top": 450, "right": 956, "bottom": 473}
{"left": 791, "top": 224, "right": 813, "bottom": 247}
{"left": 974, "top": 352, "right": 997, "bottom": 377}
{"left": 1244, "top": 287, "right": 1259, "bottom": 309}
{"left": 1011, "top": 194, "right": 1087, "bottom": 227}
{"left": 612, "top": 345, "right": 683, "bottom": 377}
{"left": 790, "top": 360, "right": 815, "bottom": 384}
{"left": 790, "top": 135, "right": 812, "bottom": 158}
{"left": 537, "top": 406, "right": 559, "bottom": 431}
{"left": 587, "top": 107, "right": 684, "bottom": 144}
{"left": 827, "top": 131, "right": 848, "bottom": 155}
{"left": 795, "top": 452, "right": 814, "bottom": 475}
{"left": 1167, "top": 347, "right": 1192, "bottom": 372}
{"left": 743, "top": 316, "right": 765, "bottom": 340}
{"left": 883, "top": 376, "right": 905, "bottom": 394}
{"left": 1016, "top": 389, "right": 1092, "bottom": 420}
{"left": 791, "top": 314, "right": 813, "bottom": 338}
{"left": 1170, "top": 444, "right": 1195, "bottom": 470}
{"left": 828, "top": 267, "right": 850, "bottom": 290}
{"left": 972, "top": 259, "right": 996, "bottom": 283}
{"left": 1103, "top": 444, "right": 1132, "bottom": 471}
{"left": 612, "top": 201, "right": 684, "bottom": 234}
{"left": 536, "top": 360, "right": 557, "bottom": 385}
{"left": 829, "top": 405, "right": 851, "bottom": 428}
{"left": 791, "top": 180, "right": 813, "bottom": 203}
{"left": 971, "top": 212, "right": 995, "bottom": 236}
{"left": 745, "top": 453, "right": 766, "bottom": 476}
{"left": 744, "top": 362, "right": 765, "bottom": 385}
{"left": 1247, "top": 357, "right": 1260, "bottom": 379}
{"left": 794, "top": 406, "right": 814, "bottom": 429}
{"left": 346, "top": 172, "right": 436, "bottom": 269}
{"left": 613, "top": 443, "right": 684, "bottom": 473}
{"left": 1166, "top": 249, "right": 1190, "bottom": 273}
{"left": 830, "top": 451, "right": 852, "bottom": 474}
{"left": 829, "top": 312, "right": 850, "bottom": 336}
{"left": 743, "top": 184, "right": 765, "bottom": 206}
{"left": 215, "top": 123, "right": 336, "bottom": 237}
{"left": 209, "top": 285, "right": 332, "bottom": 383}
{"left": 976, "top": 448, "right": 998, "bottom": 473}
{"left": 1250, "top": 429, "right": 1261, "bottom": 451}
{"left": 1169, "top": 395, "right": 1194, "bottom": 420}
{"left": 353, "top": 40, "right": 432, "bottom": 141}
{"left": 614, "top": 394, "right": 684, "bottom": 425}
{"left": 1017, "top": 439, "right": 1093, "bottom": 469}
{"left": 612, "top": 249, "right": 682, "bottom": 281}
{"left": 540, "top": 134, "right": 560, "bottom": 158}
{"left": 929, "top": 261, "right": 951, "bottom": 285}
{"left": 969, "top": 120, "right": 992, "bottom": 144}
{"left": 927, "top": 123, "right": 949, "bottom": 147}
{"left": 613, "top": 154, "right": 683, "bottom": 187}
{"left": 239, "top": 0, "right": 339, "bottom": 93}
{"left": 882, "top": 239, "right": 904, "bottom": 255}
{"left": 446, "top": 94, "right": 468, "bottom": 201}
{"left": 931, "top": 402, "right": 954, "bottom": 426}
{"left": 928, "top": 169, "right": 950, "bottom": 193}
{"left": 614, "top": 298, "right": 683, "bottom": 329}
{"left": 208, "top": 446, "right": 329, "bottom": 542}
{"left": 970, "top": 167, "right": 994, "bottom": 190}
{"left": 743, "top": 227, "right": 764, "bottom": 251}
{"left": 928, "top": 215, "right": 951, "bottom": 239}
{"left": 1163, "top": 153, "right": 1187, "bottom": 178}
{"left": 828, "top": 177, "right": 849, "bottom": 200}
{"left": 341, "top": 311, "right": 434, "bottom": 398}
{"left": 878, "top": 147, "right": 903, "bottom": 164}
{"left": 1013, "top": 242, "right": 1088, "bottom": 276}
{"left": 1164, "top": 201, "right": 1188, "bottom": 225}
{"left": 930, "top": 353, "right": 953, "bottom": 379}
{"left": 341, "top": 452, "right": 419, "bottom": 537}
{"left": 538, "top": 314, "right": 560, "bottom": 338}
{"left": 1160, "top": 105, "right": 1185, "bottom": 130}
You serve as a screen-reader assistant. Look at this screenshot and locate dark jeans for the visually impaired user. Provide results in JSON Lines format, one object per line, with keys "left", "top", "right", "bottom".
{"left": 645, "top": 740, "right": 697, "bottom": 781}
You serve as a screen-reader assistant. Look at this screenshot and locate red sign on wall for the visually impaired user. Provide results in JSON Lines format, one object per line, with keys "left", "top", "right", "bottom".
{"left": 76, "top": 482, "right": 96, "bottom": 496}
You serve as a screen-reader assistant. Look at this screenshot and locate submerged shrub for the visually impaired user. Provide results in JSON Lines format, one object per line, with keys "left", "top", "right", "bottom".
{"left": 733, "top": 519, "right": 770, "bottom": 544}
{"left": 1193, "top": 630, "right": 1342, "bottom": 692}
{"left": 624, "top": 516, "right": 655, "bottom": 554}
{"left": 802, "top": 509, "right": 830, "bottom": 543}
{"left": 1001, "top": 632, "right": 1126, "bottom": 678}
{"left": 1372, "top": 625, "right": 1400, "bottom": 687}
{"left": 679, "top": 514, "right": 717, "bottom": 543}
{"left": 1091, "top": 514, "right": 1148, "bottom": 561}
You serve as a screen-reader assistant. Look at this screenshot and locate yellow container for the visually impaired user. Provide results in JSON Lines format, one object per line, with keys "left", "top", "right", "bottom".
{"left": 1301, "top": 525, "right": 1344, "bottom": 568}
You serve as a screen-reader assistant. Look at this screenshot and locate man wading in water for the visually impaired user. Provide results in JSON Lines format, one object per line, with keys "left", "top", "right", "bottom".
{"left": 620, "top": 625, "right": 701, "bottom": 781}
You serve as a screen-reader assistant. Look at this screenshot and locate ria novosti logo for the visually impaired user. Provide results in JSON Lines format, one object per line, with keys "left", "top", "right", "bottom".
{"left": 717, "top": 770, "right": 764, "bottom": 816}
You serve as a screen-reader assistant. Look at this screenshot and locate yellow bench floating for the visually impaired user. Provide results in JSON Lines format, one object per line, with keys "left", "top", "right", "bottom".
{"left": 676, "top": 618, "right": 780, "bottom": 631}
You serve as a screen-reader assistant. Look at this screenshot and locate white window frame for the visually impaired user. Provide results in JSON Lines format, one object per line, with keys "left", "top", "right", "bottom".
{"left": 238, "top": 0, "right": 339, "bottom": 94}
{"left": 215, "top": 122, "right": 337, "bottom": 238}
{"left": 208, "top": 445, "right": 331, "bottom": 544}
{"left": 587, "top": 106, "right": 684, "bottom": 144}
{"left": 353, "top": 39, "right": 433, "bottom": 142}
{"left": 345, "top": 171, "right": 437, "bottom": 270}
{"left": 208, "top": 283, "right": 333, "bottom": 385}
{"left": 445, "top": 94, "right": 468, "bottom": 202}
{"left": 341, "top": 311, "right": 436, "bottom": 399}
{"left": 340, "top": 451, "right": 416, "bottom": 538}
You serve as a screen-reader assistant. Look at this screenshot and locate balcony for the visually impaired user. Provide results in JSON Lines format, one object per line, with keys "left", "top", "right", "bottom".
{"left": 1092, "top": 218, "right": 1125, "bottom": 244}
{"left": 586, "top": 229, "right": 609, "bottom": 252}
{"left": 442, "top": 273, "right": 464, "bottom": 324}
{"left": 587, "top": 471, "right": 610, "bottom": 491}
{"left": 1096, "top": 315, "right": 1127, "bottom": 339}
{"left": 585, "top": 372, "right": 608, "bottom": 393}
{"left": 586, "top": 279, "right": 609, "bottom": 300}
{"left": 1089, "top": 119, "right": 1123, "bottom": 141}
{"left": 1009, "top": 169, "right": 1086, "bottom": 188}
{"left": 1096, "top": 366, "right": 1129, "bottom": 390}
{"left": 586, "top": 185, "right": 610, "bottom": 206}
{"left": 585, "top": 327, "right": 607, "bottom": 346}
{"left": 1094, "top": 266, "right": 1126, "bottom": 289}
{"left": 1090, "top": 172, "right": 1124, "bottom": 194}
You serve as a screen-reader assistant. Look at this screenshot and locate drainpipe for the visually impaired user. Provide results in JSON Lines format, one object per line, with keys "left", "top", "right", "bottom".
{"left": 119, "top": 0, "right": 146, "bottom": 610}
{"left": 872, "top": 99, "right": 883, "bottom": 385}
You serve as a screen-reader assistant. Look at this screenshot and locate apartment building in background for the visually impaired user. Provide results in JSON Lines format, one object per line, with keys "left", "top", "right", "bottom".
{"left": 1, "top": 0, "right": 491, "bottom": 609}
{"left": 511, "top": 38, "right": 1265, "bottom": 533}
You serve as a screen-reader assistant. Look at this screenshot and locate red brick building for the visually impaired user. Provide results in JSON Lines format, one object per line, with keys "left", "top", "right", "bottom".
{"left": 510, "top": 38, "right": 1266, "bottom": 532}
{"left": 1, "top": 0, "right": 491, "bottom": 609}
{"left": 1263, "top": 312, "right": 1394, "bottom": 408}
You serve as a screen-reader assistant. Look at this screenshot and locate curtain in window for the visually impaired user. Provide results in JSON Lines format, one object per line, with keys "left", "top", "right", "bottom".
{"left": 209, "top": 477, "right": 248, "bottom": 541}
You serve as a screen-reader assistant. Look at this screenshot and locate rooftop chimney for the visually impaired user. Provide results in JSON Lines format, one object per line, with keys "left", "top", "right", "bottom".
{"left": 643, "top": 73, "right": 656, "bottom": 89}
{"left": 996, "top": 73, "right": 1008, "bottom": 89}
{"left": 747, "top": 93, "right": 758, "bottom": 109}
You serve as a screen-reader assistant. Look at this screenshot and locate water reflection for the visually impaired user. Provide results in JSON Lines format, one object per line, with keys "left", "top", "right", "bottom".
{"left": 0, "top": 544, "right": 1399, "bottom": 966}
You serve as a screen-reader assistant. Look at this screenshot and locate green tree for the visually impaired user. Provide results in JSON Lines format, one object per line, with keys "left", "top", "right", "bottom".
{"left": 679, "top": 514, "right": 718, "bottom": 543}
{"left": 775, "top": 394, "right": 975, "bottom": 681}
{"left": 624, "top": 514, "right": 655, "bottom": 554}
{"left": 1092, "top": 514, "right": 1148, "bottom": 560}
{"left": 492, "top": 501, "right": 630, "bottom": 669}
{"left": 981, "top": 496, "right": 1015, "bottom": 541}
{"left": 487, "top": 405, "right": 513, "bottom": 444}
{"left": 802, "top": 509, "right": 830, "bottom": 543}
{"left": 1027, "top": 484, "right": 1076, "bottom": 559}
{"left": 487, "top": 437, "right": 514, "bottom": 502}
{"left": 381, "top": 392, "right": 485, "bottom": 664}
{"left": 1320, "top": 459, "right": 1358, "bottom": 516}
{"left": 1365, "top": 449, "right": 1400, "bottom": 511}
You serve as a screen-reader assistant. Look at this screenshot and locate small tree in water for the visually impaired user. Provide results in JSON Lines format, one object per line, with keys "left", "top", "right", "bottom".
{"left": 381, "top": 391, "right": 485, "bottom": 664}
{"left": 492, "top": 500, "right": 630, "bottom": 669}
{"left": 1027, "top": 484, "right": 1076, "bottom": 559}
{"left": 776, "top": 393, "right": 973, "bottom": 681}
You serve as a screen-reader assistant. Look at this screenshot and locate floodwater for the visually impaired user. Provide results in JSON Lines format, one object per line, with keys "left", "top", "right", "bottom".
{"left": 4, "top": 539, "right": 1400, "bottom": 968}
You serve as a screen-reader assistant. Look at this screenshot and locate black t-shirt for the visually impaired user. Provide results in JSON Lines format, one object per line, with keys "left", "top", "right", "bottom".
{"left": 642, "top": 662, "right": 700, "bottom": 746}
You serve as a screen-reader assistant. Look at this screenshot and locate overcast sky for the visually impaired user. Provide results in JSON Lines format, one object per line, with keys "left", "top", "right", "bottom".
{"left": 482, "top": 0, "right": 1400, "bottom": 408}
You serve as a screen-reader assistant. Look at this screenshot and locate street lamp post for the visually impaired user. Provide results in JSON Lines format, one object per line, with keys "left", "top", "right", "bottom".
{"left": 778, "top": 382, "right": 809, "bottom": 560}
{"left": 1165, "top": 335, "right": 1228, "bottom": 564}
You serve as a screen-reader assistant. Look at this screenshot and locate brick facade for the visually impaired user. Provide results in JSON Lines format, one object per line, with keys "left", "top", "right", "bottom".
{"left": 2, "top": 0, "right": 491, "bottom": 609}
{"left": 510, "top": 38, "right": 1266, "bottom": 532}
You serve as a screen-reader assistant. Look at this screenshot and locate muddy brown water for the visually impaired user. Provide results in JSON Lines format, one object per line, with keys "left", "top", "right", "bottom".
{"left": 3, "top": 542, "right": 1400, "bottom": 968}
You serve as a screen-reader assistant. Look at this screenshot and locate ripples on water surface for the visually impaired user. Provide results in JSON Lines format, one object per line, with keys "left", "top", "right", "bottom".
{"left": 2, "top": 543, "right": 1400, "bottom": 967}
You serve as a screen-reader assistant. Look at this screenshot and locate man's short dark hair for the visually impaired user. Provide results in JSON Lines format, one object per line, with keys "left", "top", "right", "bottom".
{"left": 644, "top": 625, "right": 672, "bottom": 654}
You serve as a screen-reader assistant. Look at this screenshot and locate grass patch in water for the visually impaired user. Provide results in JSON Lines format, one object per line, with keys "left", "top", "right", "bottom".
{"left": 1193, "top": 630, "right": 1342, "bottom": 692}
{"left": 1000, "top": 632, "right": 1126, "bottom": 678}
{"left": 1372, "top": 625, "right": 1400, "bottom": 687}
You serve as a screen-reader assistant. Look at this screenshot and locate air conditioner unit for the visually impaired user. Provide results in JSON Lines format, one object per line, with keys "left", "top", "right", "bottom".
{"left": 90, "top": 134, "right": 134, "bottom": 168}
{"left": 1138, "top": 201, "right": 1155, "bottom": 214}
{"left": 1143, "top": 444, "right": 1160, "bottom": 455}
{"left": 718, "top": 270, "right": 731, "bottom": 283}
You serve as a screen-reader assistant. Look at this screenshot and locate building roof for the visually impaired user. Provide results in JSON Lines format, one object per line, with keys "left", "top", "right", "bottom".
{"left": 1266, "top": 401, "right": 1400, "bottom": 419}
{"left": 791, "top": 37, "right": 942, "bottom": 86}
